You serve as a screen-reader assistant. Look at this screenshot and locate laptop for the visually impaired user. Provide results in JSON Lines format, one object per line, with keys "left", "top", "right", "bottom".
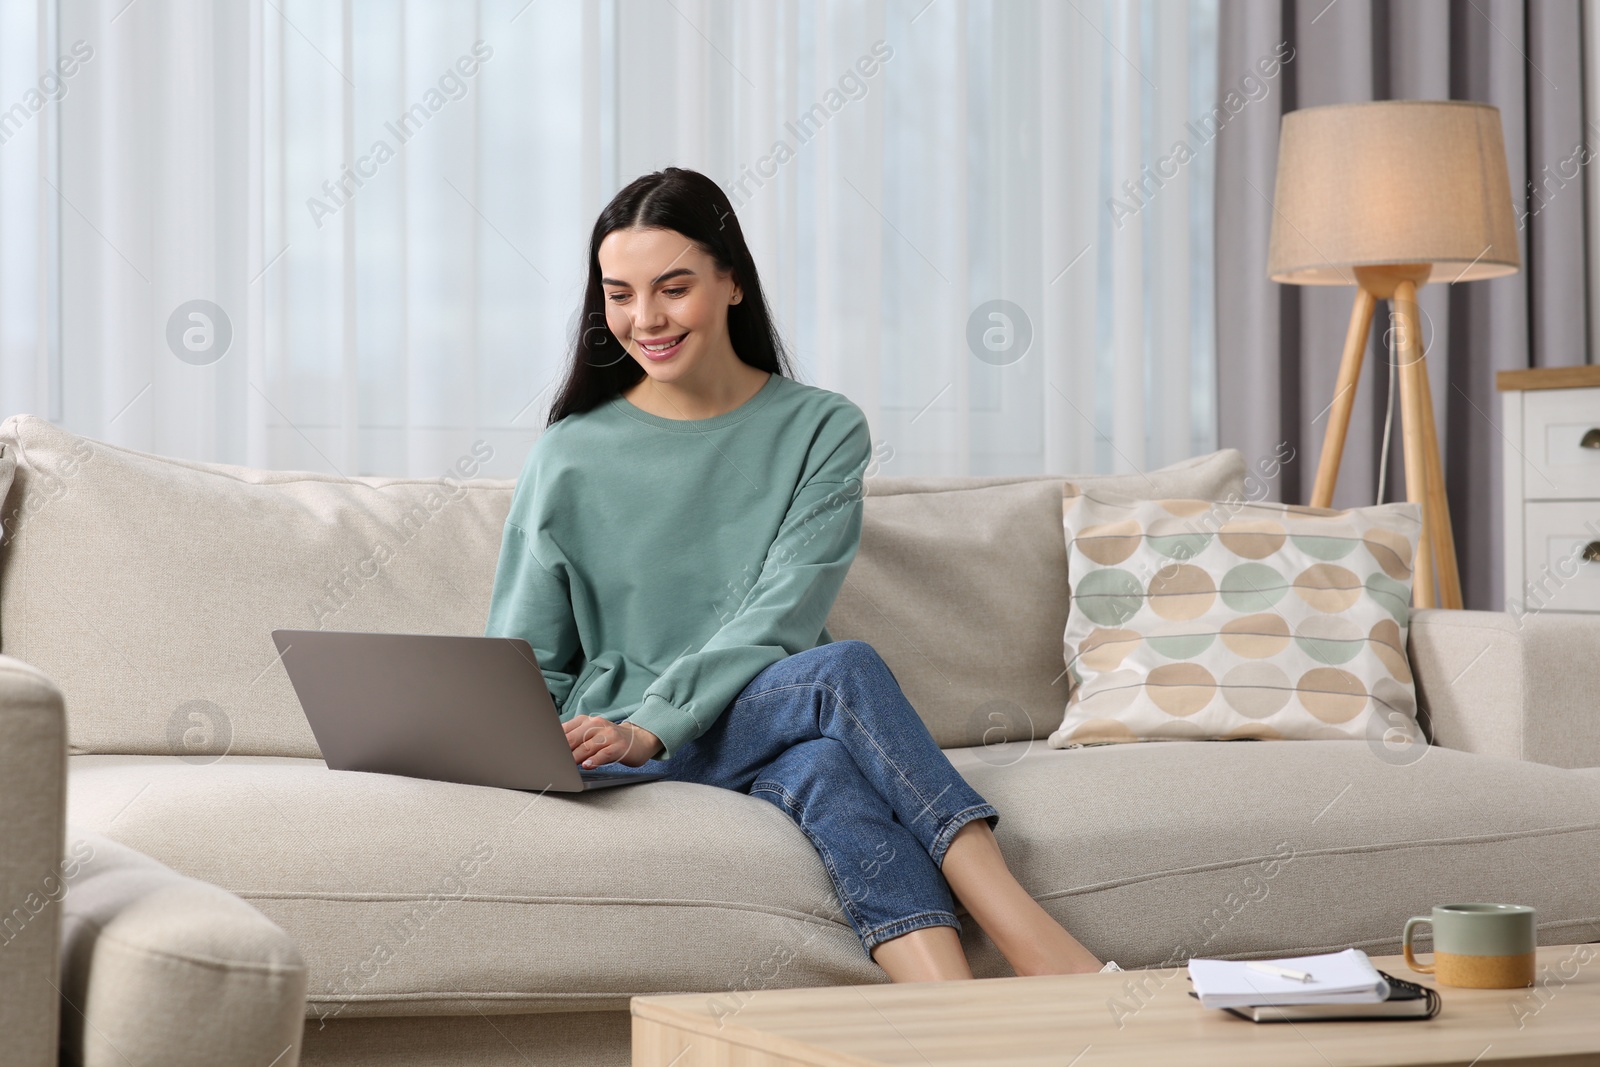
{"left": 271, "top": 628, "right": 669, "bottom": 793}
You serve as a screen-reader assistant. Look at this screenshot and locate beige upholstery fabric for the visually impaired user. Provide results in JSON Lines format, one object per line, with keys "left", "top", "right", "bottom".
{"left": 1411, "top": 608, "right": 1600, "bottom": 769}
{"left": 58, "top": 829, "right": 307, "bottom": 1067}
{"left": 944, "top": 739, "right": 1600, "bottom": 963}
{"left": 829, "top": 450, "right": 1247, "bottom": 747}
{"left": 0, "top": 414, "right": 1242, "bottom": 757}
{"left": 67, "top": 736, "right": 1600, "bottom": 1020}
{"left": 0, "top": 652, "right": 67, "bottom": 1067}
{"left": 66, "top": 754, "right": 884, "bottom": 1019}
{"left": 0, "top": 414, "right": 510, "bottom": 759}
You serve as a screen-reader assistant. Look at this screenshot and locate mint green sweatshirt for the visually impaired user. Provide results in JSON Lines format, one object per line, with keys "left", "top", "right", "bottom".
{"left": 485, "top": 372, "right": 872, "bottom": 761}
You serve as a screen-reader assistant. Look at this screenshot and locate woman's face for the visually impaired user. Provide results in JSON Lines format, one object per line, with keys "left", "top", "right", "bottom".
{"left": 597, "top": 226, "right": 742, "bottom": 382}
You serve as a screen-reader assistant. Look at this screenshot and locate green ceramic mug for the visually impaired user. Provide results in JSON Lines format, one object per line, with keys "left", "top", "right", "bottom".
{"left": 1403, "top": 903, "right": 1536, "bottom": 988}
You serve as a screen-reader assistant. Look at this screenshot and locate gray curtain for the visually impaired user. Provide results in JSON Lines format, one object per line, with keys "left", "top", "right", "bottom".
{"left": 1215, "top": 0, "right": 1591, "bottom": 611}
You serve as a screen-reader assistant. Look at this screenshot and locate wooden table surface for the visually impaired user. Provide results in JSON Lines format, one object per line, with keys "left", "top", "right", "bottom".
{"left": 631, "top": 944, "right": 1600, "bottom": 1066}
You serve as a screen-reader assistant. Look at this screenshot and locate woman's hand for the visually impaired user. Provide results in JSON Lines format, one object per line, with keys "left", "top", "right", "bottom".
{"left": 564, "top": 715, "right": 663, "bottom": 768}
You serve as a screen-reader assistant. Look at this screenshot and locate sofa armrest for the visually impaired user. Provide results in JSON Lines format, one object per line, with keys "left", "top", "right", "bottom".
{"left": 58, "top": 829, "right": 308, "bottom": 1067}
{"left": 1409, "top": 608, "right": 1600, "bottom": 768}
{"left": 0, "top": 654, "right": 68, "bottom": 1067}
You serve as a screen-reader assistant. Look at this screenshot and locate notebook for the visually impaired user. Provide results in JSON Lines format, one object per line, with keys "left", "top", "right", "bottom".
{"left": 1187, "top": 949, "right": 1389, "bottom": 1009}
{"left": 1220, "top": 971, "right": 1440, "bottom": 1022}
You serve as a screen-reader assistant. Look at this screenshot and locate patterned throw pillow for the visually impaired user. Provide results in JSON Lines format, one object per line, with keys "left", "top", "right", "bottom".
{"left": 1047, "top": 485, "right": 1422, "bottom": 746}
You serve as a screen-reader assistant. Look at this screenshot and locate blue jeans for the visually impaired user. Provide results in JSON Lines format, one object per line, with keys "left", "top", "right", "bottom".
{"left": 588, "top": 640, "right": 1001, "bottom": 956}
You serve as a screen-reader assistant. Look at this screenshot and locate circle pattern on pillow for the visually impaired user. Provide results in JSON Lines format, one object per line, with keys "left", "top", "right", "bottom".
{"left": 1221, "top": 661, "right": 1292, "bottom": 718}
{"left": 1074, "top": 568, "right": 1145, "bottom": 626}
{"left": 1220, "top": 563, "right": 1288, "bottom": 612}
{"left": 1148, "top": 564, "right": 1216, "bottom": 620}
{"left": 1219, "top": 519, "right": 1286, "bottom": 559}
{"left": 1049, "top": 489, "right": 1422, "bottom": 747}
{"left": 1079, "top": 628, "right": 1143, "bottom": 670}
{"left": 1221, "top": 612, "right": 1292, "bottom": 657}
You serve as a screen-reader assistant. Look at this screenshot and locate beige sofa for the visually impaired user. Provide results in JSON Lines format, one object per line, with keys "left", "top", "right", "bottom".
{"left": 3, "top": 412, "right": 1598, "bottom": 1067}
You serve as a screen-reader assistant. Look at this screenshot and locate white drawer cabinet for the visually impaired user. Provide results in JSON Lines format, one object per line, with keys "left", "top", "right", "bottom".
{"left": 1501, "top": 367, "right": 1600, "bottom": 615}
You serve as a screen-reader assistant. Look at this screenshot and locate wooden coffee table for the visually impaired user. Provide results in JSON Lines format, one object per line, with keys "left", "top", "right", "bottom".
{"left": 632, "top": 944, "right": 1599, "bottom": 1065}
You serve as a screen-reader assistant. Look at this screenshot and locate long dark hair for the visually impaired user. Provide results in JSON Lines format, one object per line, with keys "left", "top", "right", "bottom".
{"left": 546, "top": 167, "right": 796, "bottom": 427}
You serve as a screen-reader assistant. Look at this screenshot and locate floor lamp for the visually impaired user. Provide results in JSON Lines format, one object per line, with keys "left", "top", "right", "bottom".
{"left": 1266, "top": 100, "right": 1521, "bottom": 609}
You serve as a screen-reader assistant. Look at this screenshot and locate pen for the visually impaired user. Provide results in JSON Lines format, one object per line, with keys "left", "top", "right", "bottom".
{"left": 1247, "top": 961, "right": 1314, "bottom": 983}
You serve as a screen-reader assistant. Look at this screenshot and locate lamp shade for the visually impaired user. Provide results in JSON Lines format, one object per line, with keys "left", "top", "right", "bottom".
{"left": 1266, "top": 99, "right": 1521, "bottom": 285}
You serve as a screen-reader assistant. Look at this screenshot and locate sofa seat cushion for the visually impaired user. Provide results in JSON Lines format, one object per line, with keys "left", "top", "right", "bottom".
{"left": 66, "top": 755, "right": 888, "bottom": 1019}
{"left": 68, "top": 742, "right": 1600, "bottom": 1017}
{"left": 945, "top": 739, "right": 1600, "bottom": 966}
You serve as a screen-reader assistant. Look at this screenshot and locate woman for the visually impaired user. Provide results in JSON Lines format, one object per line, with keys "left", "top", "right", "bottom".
{"left": 485, "top": 166, "right": 1104, "bottom": 982}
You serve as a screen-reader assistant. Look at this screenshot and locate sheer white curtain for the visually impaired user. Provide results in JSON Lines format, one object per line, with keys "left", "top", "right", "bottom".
{"left": 0, "top": 0, "right": 1217, "bottom": 480}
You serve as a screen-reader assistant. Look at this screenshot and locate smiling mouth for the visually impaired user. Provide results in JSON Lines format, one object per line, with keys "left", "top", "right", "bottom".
{"left": 636, "top": 331, "right": 688, "bottom": 361}
{"left": 639, "top": 333, "right": 687, "bottom": 353}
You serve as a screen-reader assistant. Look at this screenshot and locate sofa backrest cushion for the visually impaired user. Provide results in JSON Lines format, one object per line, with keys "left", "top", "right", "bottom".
{"left": 0, "top": 415, "right": 512, "bottom": 758}
{"left": 0, "top": 414, "right": 1244, "bottom": 757}
{"left": 826, "top": 452, "right": 1247, "bottom": 748}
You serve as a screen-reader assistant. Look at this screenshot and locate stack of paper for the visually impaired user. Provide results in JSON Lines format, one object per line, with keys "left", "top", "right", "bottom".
{"left": 1187, "top": 949, "right": 1391, "bottom": 1009}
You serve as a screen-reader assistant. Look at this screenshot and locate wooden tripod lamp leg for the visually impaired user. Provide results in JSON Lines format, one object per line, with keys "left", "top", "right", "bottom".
{"left": 1310, "top": 287, "right": 1379, "bottom": 508}
{"left": 1392, "top": 280, "right": 1436, "bottom": 609}
{"left": 1415, "top": 349, "right": 1464, "bottom": 608}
